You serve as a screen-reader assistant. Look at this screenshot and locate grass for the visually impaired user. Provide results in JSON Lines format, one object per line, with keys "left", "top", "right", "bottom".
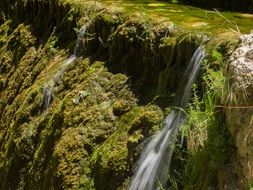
{"left": 98, "top": 0, "right": 253, "bottom": 34}
{"left": 167, "top": 49, "right": 235, "bottom": 189}
{"left": 210, "top": 9, "right": 241, "bottom": 35}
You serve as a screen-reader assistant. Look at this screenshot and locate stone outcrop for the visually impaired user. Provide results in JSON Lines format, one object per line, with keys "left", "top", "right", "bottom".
{"left": 224, "top": 33, "right": 253, "bottom": 189}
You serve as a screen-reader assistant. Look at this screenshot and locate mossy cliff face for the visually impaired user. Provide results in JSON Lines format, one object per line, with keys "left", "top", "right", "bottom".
{"left": 108, "top": 21, "right": 206, "bottom": 100}
{"left": 82, "top": 10, "right": 208, "bottom": 102}
{"left": 0, "top": 0, "right": 94, "bottom": 48}
{"left": 0, "top": 0, "right": 248, "bottom": 189}
{"left": 0, "top": 21, "right": 164, "bottom": 189}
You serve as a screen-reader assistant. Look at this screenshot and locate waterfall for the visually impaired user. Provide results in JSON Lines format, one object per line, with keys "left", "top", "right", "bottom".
{"left": 40, "top": 23, "right": 89, "bottom": 112}
{"left": 129, "top": 46, "right": 205, "bottom": 190}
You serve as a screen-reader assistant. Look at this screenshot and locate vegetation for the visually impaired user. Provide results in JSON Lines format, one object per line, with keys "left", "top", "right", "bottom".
{"left": 178, "top": 49, "right": 235, "bottom": 189}
{"left": 0, "top": 0, "right": 251, "bottom": 189}
{"left": 0, "top": 20, "right": 164, "bottom": 189}
{"left": 101, "top": 0, "right": 253, "bottom": 34}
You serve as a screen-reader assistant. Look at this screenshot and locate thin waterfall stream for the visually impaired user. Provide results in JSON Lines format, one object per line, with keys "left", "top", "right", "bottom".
{"left": 129, "top": 46, "right": 205, "bottom": 190}
{"left": 40, "top": 23, "right": 89, "bottom": 112}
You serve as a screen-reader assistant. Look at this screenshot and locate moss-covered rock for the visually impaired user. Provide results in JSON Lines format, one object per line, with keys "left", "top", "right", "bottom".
{"left": 0, "top": 1, "right": 242, "bottom": 190}
{"left": 0, "top": 19, "right": 165, "bottom": 189}
{"left": 90, "top": 105, "right": 163, "bottom": 190}
{"left": 112, "top": 100, "right": 132, "bottom": 116}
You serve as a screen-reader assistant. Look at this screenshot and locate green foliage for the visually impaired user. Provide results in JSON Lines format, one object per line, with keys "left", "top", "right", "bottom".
{"left": 178, "top": 49, "right": 235, "bottom": 189}
{"left": 167, "top": 175, "right": 179, "bottom": 190}
{"left": 0, "top": 1, "right": 244, "bottom": 189}
{"left": 249, "top": 181, "right": 253, "bottom": 190}
{"left": 211, "top": 49, "right": 223, "bottom": 62}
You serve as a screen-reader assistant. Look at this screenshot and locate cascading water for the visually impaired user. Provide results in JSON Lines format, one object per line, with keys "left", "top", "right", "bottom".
{"left": 40, "top": 23, "right": 89, "bottom": 112}
{"left": 129, "top": 46, "right": 205, "bottom": 190}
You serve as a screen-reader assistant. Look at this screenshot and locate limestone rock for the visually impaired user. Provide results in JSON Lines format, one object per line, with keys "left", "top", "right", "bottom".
{"left": 225, "top": 33, "right": 253, "bottom": 190}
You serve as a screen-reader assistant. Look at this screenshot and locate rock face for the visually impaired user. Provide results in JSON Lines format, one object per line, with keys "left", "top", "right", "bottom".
{"left": 225, "top": 33, "right": 253, "bottom": 189}
{"left": 0, "top": 1, "right": 206, "bottom": 189}
{"left": 0, "top": 22, "right": 164, "bottom": 190}
{"left": 1, "top": 0, "right": 247, "bottom": 190}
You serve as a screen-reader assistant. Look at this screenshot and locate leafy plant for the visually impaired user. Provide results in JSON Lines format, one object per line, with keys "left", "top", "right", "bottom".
{"left": 177, "top": 50, "right": 235, "bottom": 189}
{"left": 249, "top": 181, "right": 253, "bottom": 190}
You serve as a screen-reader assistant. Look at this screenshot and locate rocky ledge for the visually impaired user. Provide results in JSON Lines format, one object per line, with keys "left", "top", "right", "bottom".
{"left": 224, "top": 33, "right": 253, "bottom": 190}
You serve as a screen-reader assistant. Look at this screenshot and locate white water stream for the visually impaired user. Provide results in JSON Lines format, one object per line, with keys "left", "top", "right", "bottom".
{"left": 40, "top": 23, "right": 89, "bottom": 112}
{"left": 129, "top": 46, "right": 205, "bottom": 190}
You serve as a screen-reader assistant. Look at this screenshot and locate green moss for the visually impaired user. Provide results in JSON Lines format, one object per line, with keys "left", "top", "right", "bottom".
{"left": 0, "top": 1, "right": 243, "bottom": 189}
{"left": 90, "top": 105, "right": 163, "bottom": 190}
{"left": 0, "top": 20, "right": 12, "bottom": 45}
{"left": 112, "top": 100, "right": 131, "bottom": 116}
{"left": 85, "top": 12, "right": 123, "bottom": 56}
{"left": 100, "top": 0, "right": 253, "bottom": 34}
